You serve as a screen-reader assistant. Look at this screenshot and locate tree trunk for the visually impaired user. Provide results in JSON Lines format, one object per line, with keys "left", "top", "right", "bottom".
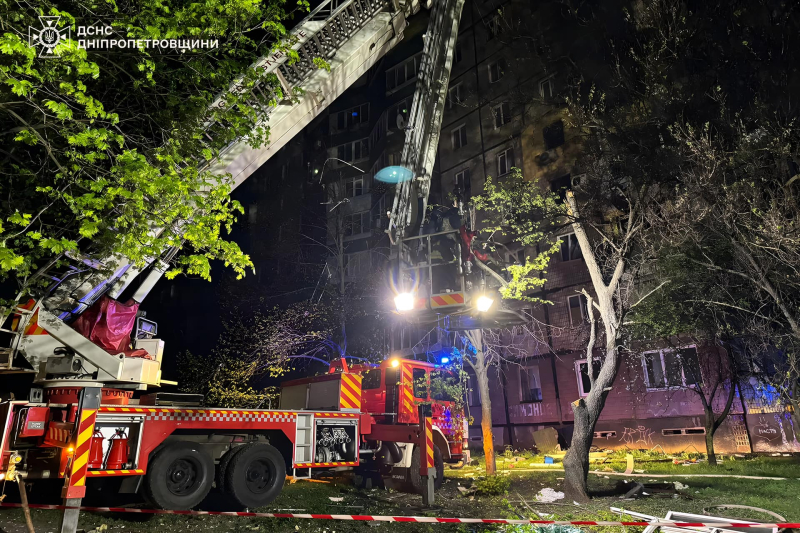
{"left": 468, "top": 329, "right": 496, "bottom": 475}
{"left": 705, "top": 425, "right": 717, "bottom": 466}
{"left": 791, "top": 381, "right": 800, "bottom": 435}
{"left": 478, "top": 366, "right": 496, "bottom": 475}
{"left": 563, "top": 399, "right": 594, "bottom": 502}
{"left": 563, "top": 333, "right": 619, "bottom": 502}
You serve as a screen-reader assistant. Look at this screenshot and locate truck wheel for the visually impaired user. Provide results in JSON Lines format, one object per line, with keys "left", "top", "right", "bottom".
{"left": 144, "top": 442, "right": 214, "bottom": 510}
{"left": 409, "top": 444, "right": 444, "bottom": 494}
{"left": 217, "top": 444, "right": 248, "bottom": 490}
{"left": 224, "top": 443, "right": 285, "bottom": 509}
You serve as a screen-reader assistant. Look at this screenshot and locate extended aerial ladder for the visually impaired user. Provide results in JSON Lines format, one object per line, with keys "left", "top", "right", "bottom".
{"left": 383, "top": 0, "right": 525, "bottom": 330}
{"left": 0, "top": 0, "right": 472, "bottom": 392}
{"left": 0, "top": 0, "right": 405, "bottom": 386}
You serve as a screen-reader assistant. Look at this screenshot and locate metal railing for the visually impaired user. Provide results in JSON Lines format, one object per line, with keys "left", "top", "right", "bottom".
{"left": 203, "top": 0, "right": 391, "bottom": 166}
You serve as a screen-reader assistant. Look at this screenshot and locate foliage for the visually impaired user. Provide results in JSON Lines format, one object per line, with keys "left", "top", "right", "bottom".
{"left": 0, "top": 0, "right": 318, "bottom": 294}
{"left": 178, "top": 352, "right": 278, "bottom": 408}
{"left": 178, "top": 299, "right": 339, "bottom": 407}
{"left": 472, "top": 474, "right": 510, "bottom": 496}
{"left": 471, "top": 169, "right": 561, "bottom": 301}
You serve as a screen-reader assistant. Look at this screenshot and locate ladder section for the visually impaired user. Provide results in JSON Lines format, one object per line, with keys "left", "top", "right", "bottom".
{"left": 0, "top": 305, "right": 34, "bottom": 371}
{"left": 295, "top": 413, "right": 314, "bottom": 464}
{"left": 388, "top": 0, "right": 465, "bottom": 241}
{"left": 207, "top": 0, "right": 406, "bottom": 190}
{"left": 1, "top": 0, "right": 408, "bottom": 380}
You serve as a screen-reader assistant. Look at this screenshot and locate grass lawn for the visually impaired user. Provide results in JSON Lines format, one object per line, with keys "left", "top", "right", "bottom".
{"left": 1, "top": 455, "right": 798, "bottom": 532}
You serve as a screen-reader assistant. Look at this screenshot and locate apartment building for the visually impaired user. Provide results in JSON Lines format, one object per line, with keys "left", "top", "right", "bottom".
{"left": 168, "top": 0, "right": 797, "bottom": 455}
{"left": 436, "top": 0, "right": 798, "bottom": 454}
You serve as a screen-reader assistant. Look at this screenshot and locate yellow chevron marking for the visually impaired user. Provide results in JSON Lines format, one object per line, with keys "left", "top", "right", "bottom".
{"left": 340, "top": 397, "right": 355, "bottom": 409}
{"left": 80, "top": 409, "right": 96, "bottom": 423}
{"left": 73, "top": 452, "right": 88, "bottom": 471}
{"left": 77, "top": 425, "right": 94, "bottom": 448}
{"left": 340, "top": 386, "right": 360, "bottom": 405}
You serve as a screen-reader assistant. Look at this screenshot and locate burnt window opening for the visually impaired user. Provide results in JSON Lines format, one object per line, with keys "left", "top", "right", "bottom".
{"left": 543, "top": 120, "right": 565, "bottom": 150}
{"left": 550, "top": 174, "right": 571, "bottom": 199}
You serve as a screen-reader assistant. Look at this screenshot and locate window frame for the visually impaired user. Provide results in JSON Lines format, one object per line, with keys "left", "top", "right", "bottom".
{"left": 386, "top": 53, "right": 423, "bottom": 93}
{"left": 362, "top": 368, "right": 382, "bottom": 390}
{"left": 454, "top": 168, "right": 471, "bottom": 194}
{"left": 451, "top": 123, "right": 468, "bottom": 149}
{"left": 641, "top": 345, "right": 702, "bottom": 391}
{"left": 371, "top": 193, "right": 386, "bottom": 229}
{"left": 344, "top": 176, "right": 365, "bottom": 198}
{"left": 412, "top": 367, "right": 428, "bottom": 399}
{"left": 543, "top": 119, "right": 566, "bottom": 150}
{"left": 447, "top": 82, "right": 463, "bottom": 110}
{"left": 344, "top": 211, "right": 371, "bottom": 238}
{"left": 486, "top": 14, "right": 500, "bottom": 40}
{"left": 344, "top": 250, "right": 370, "bottom": 278}
{"left": 488, "top": 60, "right": 505, "bottom": 84}
{"left": 389, "top": 97, "right": 411, "bottom": 131}
{"left": 539, "top": 75, "right": 555, "bottom": 99}
{"left": 497, "top": 147, "right": 514, "bottom": 175}
{"left": 575, "top": 358, "right": 602, "bottom": 397}
{"left": 492, "top": 101, "right": 511, "bottom": 129}
{"left": 334, "top": 103, "right": 370, "bottom": 131}
{"left": 334, "top": 138, "right": 370, "bottom": 164}
{"left": 567, "top": 294, "right": 589, "bottom": 327}
{"left": 519, "top": 364, "right": 543, "bottom": 403}
{"left": 559, "top": 233, "right": 583, "bottom": 262}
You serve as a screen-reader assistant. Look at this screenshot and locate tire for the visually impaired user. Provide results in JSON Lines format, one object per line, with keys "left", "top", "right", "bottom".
{"left": 409, "top": 444, "right": 444, "bottom": 494}
{"left": 223, "top": 443, "right": 285, "bottom": 509}
{"left": 217, "top": 444, "right": 248, "bottom": 490}
{"left": 144, "top": 442, "right": 214, "bottom": 510}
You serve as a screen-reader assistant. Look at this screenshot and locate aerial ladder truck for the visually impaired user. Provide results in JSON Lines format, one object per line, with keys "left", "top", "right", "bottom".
{"left": 0, "top": 0, "right": 476, "bottom": 529}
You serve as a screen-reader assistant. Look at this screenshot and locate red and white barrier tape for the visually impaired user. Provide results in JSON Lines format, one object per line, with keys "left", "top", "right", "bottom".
{"left": 0, "top": 503, "right": 797, "bottom": 528}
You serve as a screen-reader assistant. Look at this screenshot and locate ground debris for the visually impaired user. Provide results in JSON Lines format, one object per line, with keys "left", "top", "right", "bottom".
{"left": 535, "top": 488, "right": 565, "bottom": 503}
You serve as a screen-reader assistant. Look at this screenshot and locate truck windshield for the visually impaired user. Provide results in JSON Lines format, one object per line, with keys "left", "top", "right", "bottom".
{"left": 362, "top": 368, "right": 381, "bottom": 389}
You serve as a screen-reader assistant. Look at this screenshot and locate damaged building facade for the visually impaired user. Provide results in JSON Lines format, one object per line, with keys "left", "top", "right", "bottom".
{"left": 218, "top": 0, "right": 799, "bottom": 456}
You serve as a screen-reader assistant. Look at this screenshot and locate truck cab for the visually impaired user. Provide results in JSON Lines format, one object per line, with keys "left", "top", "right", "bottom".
{"left": 350, "top": 358, "right": 468, "bottom": 465}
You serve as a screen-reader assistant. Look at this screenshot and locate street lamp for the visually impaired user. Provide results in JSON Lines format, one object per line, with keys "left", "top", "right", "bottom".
{"left": 476, "top": 295, "right": 494, "bottom": 312}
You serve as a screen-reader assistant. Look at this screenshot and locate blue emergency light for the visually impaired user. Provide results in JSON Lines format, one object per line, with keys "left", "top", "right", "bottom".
{"left": 440, "top": 357, "right": 450, "bottom": 364}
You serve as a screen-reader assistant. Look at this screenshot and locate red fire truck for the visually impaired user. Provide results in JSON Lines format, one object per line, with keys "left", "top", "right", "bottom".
{"left": 0, "top": 354, "right": 466, "bottom": 512}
